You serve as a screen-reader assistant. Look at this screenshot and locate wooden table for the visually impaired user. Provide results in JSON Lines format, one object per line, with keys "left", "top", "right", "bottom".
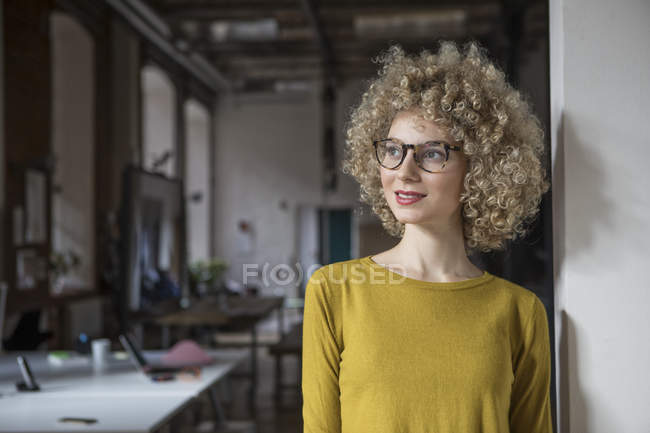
{"left": 153, "top": 295, "right": 285, "bottom": 414}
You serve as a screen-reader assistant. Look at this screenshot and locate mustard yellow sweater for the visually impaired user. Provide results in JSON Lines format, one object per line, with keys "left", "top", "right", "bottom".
{"left": 301, "top": 256, "right": 553, "bottom": 433}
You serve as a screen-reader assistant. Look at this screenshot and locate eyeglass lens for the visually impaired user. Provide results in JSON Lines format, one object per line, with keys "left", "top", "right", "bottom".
{"left": 376, "top": 140, "right": 447, "bottom": 172}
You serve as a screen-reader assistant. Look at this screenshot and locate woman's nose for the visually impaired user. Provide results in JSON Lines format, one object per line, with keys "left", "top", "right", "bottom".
{"left": 397, "top": 149, "right": 421, "bottom": 180}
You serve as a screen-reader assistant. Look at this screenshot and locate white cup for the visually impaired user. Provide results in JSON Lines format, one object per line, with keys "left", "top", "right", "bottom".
{"left": 91, "top": 338, "right": 110, "bottom": 369}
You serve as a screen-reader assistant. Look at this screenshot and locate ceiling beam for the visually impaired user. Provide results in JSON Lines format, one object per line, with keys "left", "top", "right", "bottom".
{"left": 195, "top": 38, "right": 481, "bottom": 58}
{"left": 154, "top": 2, "right": 500, "bottom": 21}
{"left": 104, "top": 0, "right": 231, "bottom": 91}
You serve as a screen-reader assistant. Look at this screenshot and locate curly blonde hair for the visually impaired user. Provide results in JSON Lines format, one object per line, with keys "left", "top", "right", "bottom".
{"left": 341, "top": 40, "right": 550, "bottom": 254}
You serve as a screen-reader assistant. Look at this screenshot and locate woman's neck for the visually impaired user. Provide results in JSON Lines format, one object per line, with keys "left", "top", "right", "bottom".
{"left": 376, "top": 217, "right": 482, "bottom": 282}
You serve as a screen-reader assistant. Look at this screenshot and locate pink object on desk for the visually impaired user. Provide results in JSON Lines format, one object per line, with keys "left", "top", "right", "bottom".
{"left": 161, "top": 340, "right": 215, "bottom": 366}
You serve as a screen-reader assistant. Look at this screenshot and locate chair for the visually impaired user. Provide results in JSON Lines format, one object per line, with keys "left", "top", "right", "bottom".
{"left": 268, "top": 320, "right": 303, "bottom": 409}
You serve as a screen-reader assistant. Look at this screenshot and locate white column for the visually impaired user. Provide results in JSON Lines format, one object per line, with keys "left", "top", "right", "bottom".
{"left": 550, "top": 0, "right": 650, "bottom": 432}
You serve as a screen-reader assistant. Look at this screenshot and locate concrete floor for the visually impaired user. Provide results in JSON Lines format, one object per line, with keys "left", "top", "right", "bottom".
{"left": 210, "top": 310, "right": 304, "bottom": 433}
{"left": 222, "top": 345, "right": 303, "bottom": 433}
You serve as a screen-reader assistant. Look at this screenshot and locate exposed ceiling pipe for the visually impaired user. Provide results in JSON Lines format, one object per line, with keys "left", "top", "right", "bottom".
{"left": 122, "top": 0, "right": 172, "bottom": 38}
{"left": 299, "top": 0, "right": 337, "bottom": 193}
{"left": 104, "top": 0, "right": 231, "bottom": 92}
{"left": 299, "top": 0, "right": 336, "bottom": 89}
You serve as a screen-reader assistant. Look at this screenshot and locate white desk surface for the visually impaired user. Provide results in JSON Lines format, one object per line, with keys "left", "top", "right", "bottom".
{"left": 0, "top": 395, "right": 186, "bottom": 433}
{"left": 0, "top": 349, "right": 249, "bottom": 433}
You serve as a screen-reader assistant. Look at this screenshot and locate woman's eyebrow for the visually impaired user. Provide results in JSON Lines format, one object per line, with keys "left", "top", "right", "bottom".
{"left": 388, "top": 136, "right": 450, "bottom": 144}
{"left": 388, "top": 137, "right": 451, "bottom": 145}
{"left": 421, "top": 139, "right": 451, "bottom": 145}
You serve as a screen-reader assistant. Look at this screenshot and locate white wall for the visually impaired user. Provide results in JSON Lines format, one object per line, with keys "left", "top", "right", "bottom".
{"left": 214, "top": 91, "right": 321, "bottom": 293}
{"left": 550, "top": 0, "right": 650, "bottom": 432}
{"left": 213, "top": 83, "right": 364, "bottom": 294}
{"left": 184, "top": 99, "right": 210, "bottom": 263}
{"left": 142, "top": 65, "right": 176, "bottom": 178}
{"left": 329, "top": 79, "right": 365, "bottom": 208}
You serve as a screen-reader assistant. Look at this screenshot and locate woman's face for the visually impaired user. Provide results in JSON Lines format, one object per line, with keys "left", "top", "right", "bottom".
{"left": 379, "top": 109, "right": 468, "bottom": 229}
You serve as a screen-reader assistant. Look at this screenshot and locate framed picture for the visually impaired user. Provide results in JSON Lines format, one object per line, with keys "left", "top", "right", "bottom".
{"left": 16, "top": 249, "right": 46, "bottom": 290}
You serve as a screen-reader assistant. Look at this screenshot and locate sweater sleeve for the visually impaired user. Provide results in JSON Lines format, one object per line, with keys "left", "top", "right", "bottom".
{"left": 509, "top": 295, "right": 554, "bottom": 433}
{"left": 301, "top": 269, "right": 342, "bottom": 433}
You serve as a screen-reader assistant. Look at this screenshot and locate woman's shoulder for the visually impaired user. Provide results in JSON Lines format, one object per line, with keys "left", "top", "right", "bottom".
{"left": 303, "top": 259, "right": 366, "bottom": 314}
{"left": 485, "top": 272, "right": 531, "bottom": 295}
{"left": 307, "top": 257, "right": 368, "bottom": 286}
{"left": 488, "top": 275, "right": 548, "bottom": 323}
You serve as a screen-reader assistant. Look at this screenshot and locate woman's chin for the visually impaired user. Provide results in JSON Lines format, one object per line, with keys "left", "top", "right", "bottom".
{"left": 394, "top": 208, "right": 456, "bottom": 227}
{"left": 394, "top": 212, "right": 432, "bottom": 225}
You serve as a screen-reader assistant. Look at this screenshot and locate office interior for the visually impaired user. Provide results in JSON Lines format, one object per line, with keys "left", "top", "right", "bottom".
{"left": 0, "top": 1, "right": 648, "bottom": 433}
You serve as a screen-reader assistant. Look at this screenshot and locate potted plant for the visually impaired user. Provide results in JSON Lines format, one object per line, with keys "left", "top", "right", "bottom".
{"left": 49, "top": 249, "right": 81, "bottom": 294}
{"left": 188, "top": 258, "right": 229, "bottom": 297}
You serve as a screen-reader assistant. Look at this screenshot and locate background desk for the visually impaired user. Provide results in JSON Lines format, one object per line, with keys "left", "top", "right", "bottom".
{"left": 153, "top": 295, "right": 285, "bottom": 414}
{"left": 0, "top": 349, "right": 252, "bottom": 433}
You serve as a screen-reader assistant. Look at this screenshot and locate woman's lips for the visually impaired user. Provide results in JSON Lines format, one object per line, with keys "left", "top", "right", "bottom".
{"left": 395, "top": 191, "right": 426, "bottom": 205}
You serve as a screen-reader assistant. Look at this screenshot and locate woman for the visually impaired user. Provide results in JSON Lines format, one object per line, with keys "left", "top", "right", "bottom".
{"left": 301, "top": 41, "right": 553, "bottom": 433}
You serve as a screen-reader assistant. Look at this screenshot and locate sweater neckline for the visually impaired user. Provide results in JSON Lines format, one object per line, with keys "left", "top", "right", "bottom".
{"left": 361, "top": 255, "right": 494, "bottom": 290}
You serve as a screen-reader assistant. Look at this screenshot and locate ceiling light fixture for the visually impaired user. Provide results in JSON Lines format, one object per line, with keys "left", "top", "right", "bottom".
{"left": 210, "top": 18, "right": 279, "bottom": 42}
{"left": 355, "top": 9, "right": 467, "bottom": 39}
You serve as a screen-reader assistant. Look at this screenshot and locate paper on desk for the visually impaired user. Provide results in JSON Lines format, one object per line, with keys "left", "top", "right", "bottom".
{"left": 47, "top": 352, "right": 90, "bottom": 367}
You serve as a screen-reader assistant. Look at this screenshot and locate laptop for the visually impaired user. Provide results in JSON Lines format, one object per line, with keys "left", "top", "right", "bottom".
{"left": 118, "top": 333, "right": 199, "bottom": 376}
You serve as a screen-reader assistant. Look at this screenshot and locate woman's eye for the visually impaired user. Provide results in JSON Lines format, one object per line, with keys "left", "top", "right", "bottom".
{"left": 423, "top": 150, "right": 444, "bottom": 160}
{"left": 386, "top": 146, "right": 401, "bottom": 156}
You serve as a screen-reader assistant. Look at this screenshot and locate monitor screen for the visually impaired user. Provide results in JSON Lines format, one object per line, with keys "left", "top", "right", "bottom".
{"left": 120, "top": 166, "right": 186, "bottom": 320}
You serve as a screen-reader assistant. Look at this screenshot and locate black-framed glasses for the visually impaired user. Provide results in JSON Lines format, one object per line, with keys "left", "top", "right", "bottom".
{"left": 373, "top": 137, "right": 462, "bottom": 173}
